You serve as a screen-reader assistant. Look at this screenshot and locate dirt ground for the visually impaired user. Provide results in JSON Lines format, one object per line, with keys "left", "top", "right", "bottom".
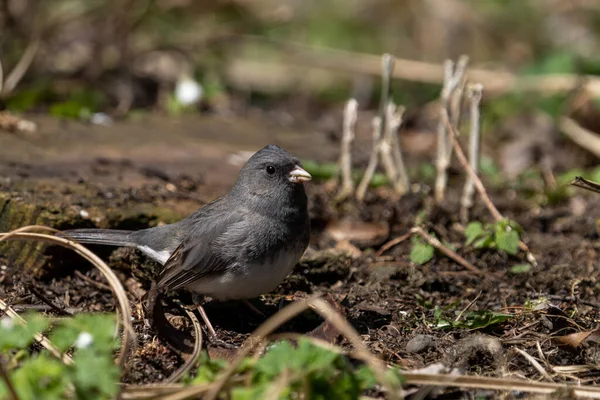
{"left": 2, "top": 113, "right": 600, "bottom": 396}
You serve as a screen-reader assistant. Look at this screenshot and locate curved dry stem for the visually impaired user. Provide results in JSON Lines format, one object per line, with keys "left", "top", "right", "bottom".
{"left": 202, "top": 296, "right": 401, "bottom": 400}
{"left": 0, "top": 226, "right": 136, "bottom": 369}
{"left": 0, "top": 299, "right": 74, "bottom": 365}
{"left": 164, "top": 301, "right": 203, "bottom": 383}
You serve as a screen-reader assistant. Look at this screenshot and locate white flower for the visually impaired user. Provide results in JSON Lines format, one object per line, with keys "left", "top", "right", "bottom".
{"left": 175, "top": 77, "right": 203, "bottom": 106}
{"left": 1, "top": 317, "right": 14, "bottom": 330}
{"left": 74, "top": 332, "right": 94, "bottom": 349}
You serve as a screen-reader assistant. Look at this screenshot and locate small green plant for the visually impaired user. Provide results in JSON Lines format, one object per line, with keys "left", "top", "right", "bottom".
{"left": 221, "top": 338, "right": 403, "bottom": 399}
{"left": 410, "top": 235, "right": 435, "bottom": 265}
{"left": 464, "top": 219, "right": 523, "bottom": 256}
{"left": 0, "top": 313, "right": 119, "bottom": 400}
{"left": 433, "top": 306, "right": 511, "bottom": 330}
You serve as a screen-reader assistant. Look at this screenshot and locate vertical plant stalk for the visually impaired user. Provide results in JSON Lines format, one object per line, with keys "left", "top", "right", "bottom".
{"left": 336, "top": 98, "right": 358, "bottom": 200}
{"left": 388, "top": 104, "right": 409, "bottom": 193}
{"left": 381, "top": 103, "right": 408, "bottom": 194}
{"left": 378, "top": 115, "right": 398, "bottom": 187}
{"left": 460, "top": 83, "right": 483, "bottom": 221}
{"left": 356, "top": 54, "right": 395, "bottom": 201}
{"left": 434, "top": 55, "right": 469, "bottom": 202}
{"left": 1, "top": 38, "right": 40, "bottom": 97}
{"left": 0, "top": 357, "right": 19, "bottom": 400}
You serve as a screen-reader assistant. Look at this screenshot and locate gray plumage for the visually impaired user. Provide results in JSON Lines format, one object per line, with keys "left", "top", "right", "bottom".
{"left": 64, "top": 144, "right": 311, "bottom": 300}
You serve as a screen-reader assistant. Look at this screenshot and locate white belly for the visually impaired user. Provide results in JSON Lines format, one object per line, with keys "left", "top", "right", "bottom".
{"left": 184, "top": 248, "right": 302, "bottom": 300}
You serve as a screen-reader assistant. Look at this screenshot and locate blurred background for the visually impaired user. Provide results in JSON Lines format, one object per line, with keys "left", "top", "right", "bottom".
{"left": 2, "top": 0, "right": 600, "bottom": 179}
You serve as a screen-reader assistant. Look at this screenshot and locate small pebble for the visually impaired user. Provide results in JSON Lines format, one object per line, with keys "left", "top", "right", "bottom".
{"left": 406, "top": 334, "right": 436, "bottom": 354}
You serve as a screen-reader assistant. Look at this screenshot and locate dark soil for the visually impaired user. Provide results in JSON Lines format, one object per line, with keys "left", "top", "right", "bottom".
{"left": 2, "top": 115, "right": 600, "bottom": 393}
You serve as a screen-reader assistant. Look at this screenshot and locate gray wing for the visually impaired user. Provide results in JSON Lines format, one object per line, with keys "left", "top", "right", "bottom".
{"left": 156, "top": 207, "right": 247, "bottom": 292}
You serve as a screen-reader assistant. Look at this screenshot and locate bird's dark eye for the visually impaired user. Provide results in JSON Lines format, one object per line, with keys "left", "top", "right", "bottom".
{"left": 266, "top": 165, "right": 276, "bottom": 175}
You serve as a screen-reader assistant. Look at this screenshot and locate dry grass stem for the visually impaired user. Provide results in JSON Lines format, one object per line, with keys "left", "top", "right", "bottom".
{"left": 460, "top": 83, "right": 483, "bottom": 221}
{"left": 164, "top": 300, "right": 203, "bottom": 384}
{"left": 356, "top": 54, "right": 395, "bottom": 201}
{"left": 411, "top": 227, "right": 483, "bottom": 276}
{"left": 336, "top": 98, "right": 358, "bottom": 200}
{"left": 435, "top": 56, "right": 469, "bottom": 203}
{"left": 203, "top": 296, "right": 401, "bottom": 400}
{"left": 0, "top": 226, "right": 136, "bottom": 369}
{"left": 244, "top": 36, "right": 600, "bottom": 97}
{"left": 571, "top": 176, "right": 600, "bottom": 194}
{"left": 387, "top": 104, "right": 409, "bottom": 193}
{"left": 0, "top": 298, "right": 74, "bottom": 365}
{"left": 440, "top": 111, "right": 537, "bottom": 265}
{"left": 1, "top": 38, "right": 40, "bottom": 96}
{"left": 560, "top": 116, "right": 600, "bottom": 159}
{"left": 375, "top": 231, "right": 413, "bottom": 257}
{"left": 400, "top": 372, "right": 600, "bottom": 397}
{"left": 514, "top": 348, "right": 554, "bottom": 382}
{"left": 0, "top": 358, "right": 18, "bottom": 400}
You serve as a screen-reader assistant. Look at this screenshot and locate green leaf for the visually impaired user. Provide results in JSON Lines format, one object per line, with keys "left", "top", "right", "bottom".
{"left": 461, "top": 310, "right": 512, "bottom": 329}
{"left": 465, "top": 222, "right": 485, "bottom": 246}
{"left": 510, "top": 264, "right": 531, "bottom": 274}
{"left": 71, "top": 349, "right": 119, "bottom": 399}
{"left": 9, "top": 355, "right": 68, "bottom": 400}
{"left": 410, "top": 238, "right": 435, "bottom": 265}
{"left": 191, "top": 352, "right": 227, "bottom": 384}
{"left": 0, "top": 313, "right": 50, "bottom": 351}
{"left": 495, "top": 225, "right": 520, "bottom": 255}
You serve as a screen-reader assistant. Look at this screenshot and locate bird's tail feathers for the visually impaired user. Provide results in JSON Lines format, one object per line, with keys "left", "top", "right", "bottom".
{"left": 61, "top": 229, "right": 137, "bottom": 247}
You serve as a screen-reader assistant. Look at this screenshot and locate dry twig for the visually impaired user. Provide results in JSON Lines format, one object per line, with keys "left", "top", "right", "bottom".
{"left": 336, "top": 98, "right": 358, "bottom": 200}
{"left": 411, "top": 226, "right": 483, "bottom": 276}
{"left": 460, "top": 83, "right": 483, "bottom": 221}
{"left": 0, "top": 226, "right": 136, "bottom": 369}
{"left": 0, "top": 298, "right": 73, "bottom": 365}
{"left": 441, "top": 111, "right": 537, "bottom": 266}
{"left": 356, "top": 54, "right": 395, "bottom": 201}
{"left": 164, "top": 300, "right": 203, "bottom": 384}
{"left": 203, "top": 297, "right": 400, "bottom": 400}
{"left": 435, "top": 56, "right": 469, "bottom": 203}
{"left": 559, "top": 116, "right": 600, "bottom": 159}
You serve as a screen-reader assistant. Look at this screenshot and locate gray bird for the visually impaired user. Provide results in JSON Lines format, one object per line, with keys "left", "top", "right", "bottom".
{"left": 64, "top": 145, "right": 311, "bottom": 336}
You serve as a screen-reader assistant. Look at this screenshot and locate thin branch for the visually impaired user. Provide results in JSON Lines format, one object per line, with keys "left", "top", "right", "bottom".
{"left": 460, "top": 83, "right": 483, "bottom": 221}
{"left": 441, "top": 112, "right": 537, "bottom": 266}
{"left": 378, "top": 115, "right": 399, "bottom": 187}
{"left": 388, "top": 104, "right": 409, "bottom": 193}
{"left": 0, "top": 226, "right": 136, "bottom": 368}
{"left": 441, "top": 109, "right": 502, "bottom": 221}
{"left": 411, "top": 226, "right": 484, "bottom": 276}
{"left": 240, "top": 36, "right": 600, "bottom": 97}
{"left": 336, "top": 98, "right": 358, "bottom": 200}
{"left": 559, "top": 116, "right": 600, "bottom": 159}
{"left": 435, "top": 56, "right": 469, "bottom": 203}
{"left": 0, "top": 299, "right": 74, "bottom": 365}
{"left": 356, "top": 53, "right": 394, "bottom": 201}
{"left": 164, "top": 299, "right": 203, "bottom": 383}
{"left": 571, "top": 176, "right": 600, "bottom": 194}
{"left": 2, "top": 38, "right": 40, "bottom": 96}
{"left": 0, "top": 356, "right": 19, "bottom": 400}
{"left": 434, "top": 60, "right": 456, "bottom": 203}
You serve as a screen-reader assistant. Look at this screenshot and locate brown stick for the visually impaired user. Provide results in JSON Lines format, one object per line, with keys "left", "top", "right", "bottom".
{"left": 0, "top": 357, "right": 19, "bottom": 400}
{"left": 441, "top": 111, "right": 537, "bottom": 265}
{"left": 411, "top": 227, "right": 484, "bottom": 276}
{"left": 336, "top": 98, "right": 358, "bottom": 200}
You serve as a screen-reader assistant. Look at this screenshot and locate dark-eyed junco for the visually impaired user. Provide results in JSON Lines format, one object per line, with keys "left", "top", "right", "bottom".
{"left": 64, "top": 145, "right": 311, "bottom": 334}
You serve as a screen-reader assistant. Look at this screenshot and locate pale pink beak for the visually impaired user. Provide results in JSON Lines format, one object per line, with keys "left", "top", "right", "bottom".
{"left": 288, "top": 165, "right": 312, "bottom": 183}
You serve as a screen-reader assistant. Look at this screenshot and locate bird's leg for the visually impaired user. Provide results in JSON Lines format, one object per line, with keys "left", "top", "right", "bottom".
{"left": 191, "top": 294, "right": 236, "bottom": 349}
